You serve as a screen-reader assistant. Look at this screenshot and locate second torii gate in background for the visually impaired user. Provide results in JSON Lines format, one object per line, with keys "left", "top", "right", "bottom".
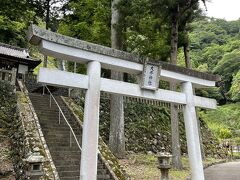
{"left": 28, "top": 25, "right": 220, "bottom": 180}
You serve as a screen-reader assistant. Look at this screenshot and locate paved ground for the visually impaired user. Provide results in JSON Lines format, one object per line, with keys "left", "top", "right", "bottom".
{"left": 204, "top": 161, "right": 240, "bottom": 180}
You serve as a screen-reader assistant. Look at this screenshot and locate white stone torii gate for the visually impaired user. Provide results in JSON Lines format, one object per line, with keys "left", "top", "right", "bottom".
{"left": 28, "top": 25, "right": 220, "bottom": 180}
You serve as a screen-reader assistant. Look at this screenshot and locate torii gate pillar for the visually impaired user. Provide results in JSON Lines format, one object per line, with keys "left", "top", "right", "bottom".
{"left": 80, "top": 61, "right": 101, "bottom": 180}
{"left": 182, "top": 81, "right": 204, "bottom": 180}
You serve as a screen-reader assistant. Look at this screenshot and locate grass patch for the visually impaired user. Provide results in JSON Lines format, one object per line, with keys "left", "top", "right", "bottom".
{"left": 119, "top": 153, "right": 223, "bottom": 180}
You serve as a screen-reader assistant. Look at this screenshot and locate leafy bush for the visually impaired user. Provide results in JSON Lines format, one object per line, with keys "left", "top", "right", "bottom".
{"left": 219, "top": 128, "right": 232, "bottom": 139}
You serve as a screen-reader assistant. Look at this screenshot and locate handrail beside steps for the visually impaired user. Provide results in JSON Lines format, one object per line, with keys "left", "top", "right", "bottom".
{"left": 44, "top": 86, "right": 82, "bottom": 151}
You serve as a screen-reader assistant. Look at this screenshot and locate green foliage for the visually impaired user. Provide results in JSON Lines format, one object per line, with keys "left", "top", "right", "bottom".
{"left": 0, "top": 15, "right": 27, "bottom": 46}
{"left": 229, "top": 71, "right": 240, "bottom": 102}
{"left": 0, "top": 0, "right": 39, "bottom": 46}
{"left": 189, "top": 18, "right": 240, "bottom": 102}
{"left": 121, "top": 0, "right": 171, "bottom": 60}
{"left": 199, "top": 103, "right": 240, "bottom": 140}
{"left": 59, "top": 0, "right": 111, "bottom": 46}
{"left": 201, "top": 44, "right": 225, "bottom": 70}
{"left": 214, "top": 50, "right": 240, "bottom": 91}
{"left": 190, "top": 19, "right": 240, "bottom": 69}
{"left": 196, "top": 87, "right": 225, "bottom": 103}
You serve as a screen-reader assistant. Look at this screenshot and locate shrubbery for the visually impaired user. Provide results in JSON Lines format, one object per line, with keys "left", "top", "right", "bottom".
{"left": 0, "top": 81, "right": 17, "bottom": 134}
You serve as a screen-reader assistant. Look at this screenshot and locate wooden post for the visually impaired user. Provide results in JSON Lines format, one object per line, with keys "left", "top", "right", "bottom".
{"left": 11, "top": 68, "right": 17, "bottom": 85}
{"left": 80, "top": 61, "right": 101, "bottom": 180}
{"left": 74, "top": 62, "right": 77, "bottom": 73}
{"left": 4, "top": 71, "right": 8, "bottom": 81}
{"left": 182, "top": 82, "right": 204, "bottom": 180}
{"left": 0, "top": 69, "right": 2, "bottom": 80}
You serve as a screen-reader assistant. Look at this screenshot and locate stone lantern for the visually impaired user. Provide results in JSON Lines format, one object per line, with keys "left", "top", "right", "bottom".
{"left": 157, "top": 151, "right": 172, "bottom": 180}
{"left": 25, "top": 147, "right": 45, "bottom": 180}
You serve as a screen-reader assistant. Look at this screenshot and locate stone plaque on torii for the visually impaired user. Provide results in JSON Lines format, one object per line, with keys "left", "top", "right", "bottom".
{"left": 28, "top": 25, "right": 220, "bottom": 180}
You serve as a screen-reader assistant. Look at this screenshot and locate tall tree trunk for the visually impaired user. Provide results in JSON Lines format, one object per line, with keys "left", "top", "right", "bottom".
{"left": 43, "top": 0, "right": 51, "bottom": 68}
{"left": 45, "top": 0, "right": 50, "bottom": 30}
{"left": 58, "top": 60, "right": 65, "bottom": 71}
{"left": 43, "top": 55, "right": 48, "bottom": 68}
{"left": 170, "top": 10, "right": 183, "bottom": 170}
{"left": 109, "top": 0, "right": 125, "bottom": 158}
{"left": 183, "top": 41, "right": 192, "bottom": 69}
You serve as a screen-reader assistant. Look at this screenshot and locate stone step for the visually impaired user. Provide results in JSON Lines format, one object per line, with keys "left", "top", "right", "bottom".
{"left": 61, "top": 176, "right": 80, "bottom": 180}
{"left": 60, "top": 176, "right": 113, "bottom": 180}
{"left": 29, "top": 96, "right": 50, "bottom": 100}
{"left": 41, "top": 126, "right": 80, "bottom": 131}
{"left": 34, "top": 108, "right": 63, "bottom": 112}
{"left": 50, "top": 130, "right": 80, "bottom": 135}
{"left": 36, "top": 110, "right": 71, "bottom": 115}
{"left": 37, "top": 114, "right": 74, "bottom": 120}
{"left": 45, "top": 136, "right": 82, "bottom": 142}
{"left": 30, "top": 102, "right": 59, "bottom": 107}
{"left": 48, "top": 146, "right": 80, "bottom": 152}
{"left": 29, "top": 100, "right": 65, "bottom": 106}
{"left": 43, "top": 131, "right": 81, "bottom": 138}
{"left": 56, "top": 165, "right": 108, "bottom": 173}
{"left": 51, "top": 150, "right": 81, "bottom": 154}
{"left": 46, "top": 135, "right": 81, "bottom": 141}
{"left": 51, "top": 154, "right": 81, "bottom": 160}
{"left": 97, "top": 169, "right": 108, "bottom": 174}
{"left": 29, "top": 96, "right": 64, "bottom": 102}
{"left": 38, "top": 117, "right": 76, "bottom": 122}
{"left": 38, "top": 115, "right": 73, "bottom": 121}
{"left": 54, "top": 160, "right": 80, "bottom": 166}
{"left": 97, "top": 174, "right": 111, "bottom": 179}
{"left": 46, "top": 138, "right": 81, "bottom": 144}
{"left": 56, "top": 165, "right": 80, "bottom": 172}
{"left": 46, "top": 142, "right": 82, "bottom": 147}
{"left": 58, "top": 169, "right": 109, "bottom": 178}
{"left": 59, "top": 170, "right": 80, "bottom": 177}
{"left": 43, "top": 132, "right": 81, "bottom": 138}
{"left": 31, "top": 102, "right": 66, "bottom": 107}
{"left": 42, "top": 126, "right": 81, "bottom": 131}
{"left": 34, "top": 109, "right": 70, "bottom": 114}
{"left": 97, "top": 164, "right": 108, "bottom": 169}
{"left": 39, "top": 120, "right": 78, "bottom": 127}
{"left": 34, "top": 107, "right": 69, "bottom": 112}
{"left": 47, "top": 141, "right": 80, "bottom": 147}
{"left": 39, "top": 121, "right": 71, "bottom": 126}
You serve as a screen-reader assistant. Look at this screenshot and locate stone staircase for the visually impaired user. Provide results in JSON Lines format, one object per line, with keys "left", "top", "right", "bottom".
{"left": 29, "top": 93, "right": 114, "bottom": 180}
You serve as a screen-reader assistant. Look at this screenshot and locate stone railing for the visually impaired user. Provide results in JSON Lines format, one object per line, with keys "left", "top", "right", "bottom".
{"left": 0, "top": 68, "right": 17, "bottom": 85}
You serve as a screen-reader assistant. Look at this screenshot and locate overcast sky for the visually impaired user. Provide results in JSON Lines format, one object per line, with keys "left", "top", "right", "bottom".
{"left": 200, "top": 0, "right": 240, "bottom": 21}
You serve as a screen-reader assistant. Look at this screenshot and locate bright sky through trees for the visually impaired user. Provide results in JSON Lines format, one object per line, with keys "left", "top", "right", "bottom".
{"left": 200, "top": 0, "right": 240, "bottom": 21}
